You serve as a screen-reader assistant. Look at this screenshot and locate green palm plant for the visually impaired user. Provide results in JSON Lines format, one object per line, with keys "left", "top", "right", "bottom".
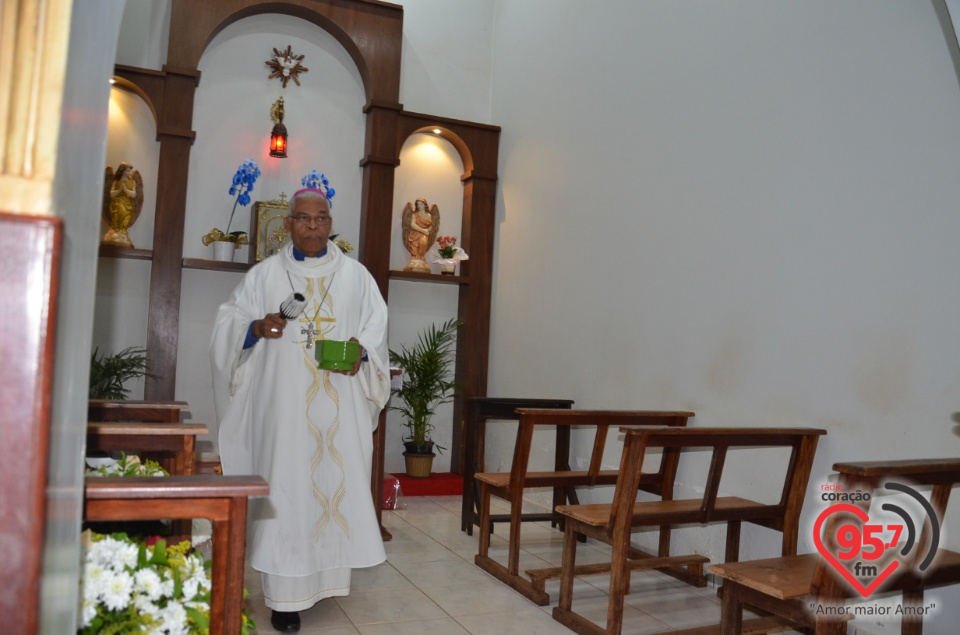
{"left": 88, "top": 346, "right": 155, "bottom": 400}
{"left": 389, "top": 318, "right": 463, "bottom": 453}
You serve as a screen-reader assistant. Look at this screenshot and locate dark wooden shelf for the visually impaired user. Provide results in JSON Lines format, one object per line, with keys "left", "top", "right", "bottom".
{"left": 182, "top": 258, "right": 251, "bottom": 273}
{"left": 98, "top": 244, "right": 153, "bottom": 260}
{"left": 389, "top": 269, "right": 467, "bottom": 285}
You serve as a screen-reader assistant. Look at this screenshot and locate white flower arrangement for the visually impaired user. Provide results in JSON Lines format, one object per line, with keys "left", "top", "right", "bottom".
{"left": 428, "top": 235, "right": 469, "bottom": 266}
{"left": 78, "top": 531, "right": 258, "bottom": 635}
{"left": 79, "top": 457, "right": 250, "bottom": 633}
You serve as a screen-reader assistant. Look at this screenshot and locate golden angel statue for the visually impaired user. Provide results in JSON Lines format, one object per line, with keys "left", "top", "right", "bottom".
{"left": 401, "top": 197, "right": 439, "bottom": 272}
{"left": 101, "top": 162, "right": 144, "bottom": 248}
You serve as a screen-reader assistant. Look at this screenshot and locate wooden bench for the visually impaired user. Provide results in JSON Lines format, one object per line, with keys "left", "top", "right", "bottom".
{"left": 88, "top": 399, "right": 190, "bottom": 423}
{"left": 710, "top": 458, "right": 960, "bottom": 635}
{"left": 461, "top": 397, "right": 575, "bottom": 535}
{"left": 551, "top": 426, "right": 826, "bottom": 635}
{"left": 86, "top": 422, "right": 207, "bottom": 476}
{"left": 84, "top": 475, "right": 268, "bottom": 635}
{"left": 475, "top": 409, "right": 694, "bottom": 604}
{"left": 86, "top": 402, "right": 206, "bottom": 544}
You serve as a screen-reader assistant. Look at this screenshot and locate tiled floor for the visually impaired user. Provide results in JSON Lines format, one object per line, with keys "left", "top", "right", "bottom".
{"left": 240, "top": 494, "right": 797, "bottom": 634}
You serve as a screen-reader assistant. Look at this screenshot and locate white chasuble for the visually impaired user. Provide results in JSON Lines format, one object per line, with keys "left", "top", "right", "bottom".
{"left": 210, "top": 242, "right": 389, "bottom": 582}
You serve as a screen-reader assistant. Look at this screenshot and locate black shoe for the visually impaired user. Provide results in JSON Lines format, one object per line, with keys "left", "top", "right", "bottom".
{"left": 270, "top": 610, "right": 301, "bottom": 632}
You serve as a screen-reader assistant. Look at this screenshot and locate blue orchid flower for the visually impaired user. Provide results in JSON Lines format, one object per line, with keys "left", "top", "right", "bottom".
{"left": 300, "top": 170, "right": 337, "bottom": 207}
{"left": 226, "top": 159, "right": 260, "bottom": 234}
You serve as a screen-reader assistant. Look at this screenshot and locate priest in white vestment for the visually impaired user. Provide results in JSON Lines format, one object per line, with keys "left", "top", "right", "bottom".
{"left": 210, "top": 187, "right": 389, "bottom": 632}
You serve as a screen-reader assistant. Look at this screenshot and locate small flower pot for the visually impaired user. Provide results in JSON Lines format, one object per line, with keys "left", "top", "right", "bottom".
{"left": 402, "top": 451, "right": 436, "bottom": 478}
{"left": 211, "top": 240, "right": 236, "bottom": 262}
{"left": 439, "top": 263, "right": 456, "bottom": 275}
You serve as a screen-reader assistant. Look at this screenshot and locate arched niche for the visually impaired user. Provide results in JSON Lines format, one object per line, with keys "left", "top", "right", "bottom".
{"left": 104, "top": 83, "right": 159, "bottom": 249}
{"left": 391, "top": 132, "right": 465, "bottom": 272}
{"left": 166, "top": 0, "right": 402, "bottom": 106}
{"left": 107, "top": 1, "right": 500, "bottom": 476}
{"left": 94, "top": 83, "right": 161, "bottom": 401}
{"left": 109, "top": 0, "right": 404, "bottom": 398}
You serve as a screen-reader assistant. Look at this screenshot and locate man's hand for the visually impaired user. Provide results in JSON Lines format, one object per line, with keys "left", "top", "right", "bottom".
{"left": 253, "top": 313, "right": 286, "bottom": 339}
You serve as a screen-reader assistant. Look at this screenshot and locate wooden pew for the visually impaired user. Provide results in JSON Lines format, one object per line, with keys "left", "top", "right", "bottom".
{"left": 475, "top": 409, "right": 694, "bottom": 605}
{"left": 710, "top": 458, "right": 960, "bottom": 635}
{"left": 86, "top": 401, "right": 204, "bottom": 544}
{"left": 86, "top": 400, "right": 196, "bottom": 475}
{"left": 551, "top": 426, "right": 826, "bottom": 635}
{"left": 88, "top": 399, "right": 189, "bottom": 423}
{"left": 461, "top": 397, "right": 575, "bottom": 535}
{"left": 84, "top": 475, "right": 268, "bottom": 635}
{"left": 86, "top": 422, "right": 207, "bottom": 476}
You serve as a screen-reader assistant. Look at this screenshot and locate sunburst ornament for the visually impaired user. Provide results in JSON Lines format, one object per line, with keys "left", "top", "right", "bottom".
{"left": 266, "top": 45, "right": 308, "bottom": 88}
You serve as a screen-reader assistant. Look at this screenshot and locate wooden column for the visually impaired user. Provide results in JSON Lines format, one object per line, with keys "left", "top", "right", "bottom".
{"left": 145, "top": 67, "right": 200, "bottom": 400}
{"left": 360, "top": 102, "right": 402, "bottom": 299}
{"left": 452, "top": 172, "right": 498, "bottom": 471}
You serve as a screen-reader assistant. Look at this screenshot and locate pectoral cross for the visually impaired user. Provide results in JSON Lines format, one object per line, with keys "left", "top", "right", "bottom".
{"left": 299, "top": 304, "right": 336, "bottom": 349}
{"left": 301, "top": 323, "right": 320, "bottom": 349}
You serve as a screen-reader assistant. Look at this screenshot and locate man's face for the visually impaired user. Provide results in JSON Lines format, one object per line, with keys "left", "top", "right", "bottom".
{"left": 284, "top": 196, "right": 332, "bottom": 257}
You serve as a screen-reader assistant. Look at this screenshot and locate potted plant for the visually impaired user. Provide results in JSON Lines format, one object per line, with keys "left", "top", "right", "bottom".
{"left": 201, "top": 159, "right": 259, "bottom": 261}
{"left": 430, "top": 235, "right": 468, "bottom": 275}
{"left": 389, "top": 318, "right": 463, "bottom": 477}
{"left": 88, "top": 346, "right": 155, "bottom": 400}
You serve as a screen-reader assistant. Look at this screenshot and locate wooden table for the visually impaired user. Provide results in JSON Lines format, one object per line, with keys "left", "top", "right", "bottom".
{"left": 373, "top": 408, "right": 391, "bottom": 541}
{"left": 460, "top": 397, "right": 574, "bottom": 534}
{"left": 372, "top": 368, "right": 403, "bottom": 541}
{"left": 84, "top": 475, "right": 269, "bottom": 635}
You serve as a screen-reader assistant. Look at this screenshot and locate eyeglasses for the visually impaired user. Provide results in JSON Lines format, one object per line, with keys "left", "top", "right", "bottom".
{"left": 289, "top": 214, "right": 332, "bottom": 226}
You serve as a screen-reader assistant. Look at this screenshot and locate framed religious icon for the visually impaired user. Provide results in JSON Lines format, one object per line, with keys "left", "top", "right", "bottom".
{"left": 251, "top": 196, "right": 289, "bottom": 263}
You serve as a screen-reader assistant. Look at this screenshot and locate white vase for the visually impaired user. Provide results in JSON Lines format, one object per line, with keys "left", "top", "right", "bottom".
{"left": 211, "top": 241, "right": 236, "bottom": 262}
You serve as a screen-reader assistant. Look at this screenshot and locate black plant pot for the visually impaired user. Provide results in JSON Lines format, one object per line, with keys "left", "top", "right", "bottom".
{"left": 403, "top": 441, "right": 434, "bottom": 455}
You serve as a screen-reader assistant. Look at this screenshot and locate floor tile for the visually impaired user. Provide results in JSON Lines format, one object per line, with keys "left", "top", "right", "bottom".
{"left": 243, "top": 493, "right": 796, "bottom": 634}
{"left": 335, "top": 587, "right": 448, "bottom": 625}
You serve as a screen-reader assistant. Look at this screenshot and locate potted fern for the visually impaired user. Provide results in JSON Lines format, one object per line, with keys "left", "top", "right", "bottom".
{"left": 88, "top": 346, "right": 154, "bottom": 400}
{"left": 389, "top": 318, "right": 462, "bottom": 477}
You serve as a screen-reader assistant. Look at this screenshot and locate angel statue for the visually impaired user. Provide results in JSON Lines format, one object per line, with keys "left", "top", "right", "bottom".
{"left": 401, "top": 197, "right": 439, "bottom": 272}
{"left": 101, "top": 162, "right": 144, "bottom": 248}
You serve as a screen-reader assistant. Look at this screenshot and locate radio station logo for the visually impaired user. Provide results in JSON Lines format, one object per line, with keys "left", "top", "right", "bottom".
{"left": 813, "top": 481, "right": 940, "bottom": 599}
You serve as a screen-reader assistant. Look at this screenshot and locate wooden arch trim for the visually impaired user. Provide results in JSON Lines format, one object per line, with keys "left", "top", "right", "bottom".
{"left": 396, "top": 111, "right": 502, "bottom": 181}
{"left": 167, "top": 0, "right": 403, "bottom": 106}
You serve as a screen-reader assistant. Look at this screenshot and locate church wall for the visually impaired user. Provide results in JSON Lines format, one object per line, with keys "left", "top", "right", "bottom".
{"left": 486, "top": 2, "right": 960, "bottom": 632}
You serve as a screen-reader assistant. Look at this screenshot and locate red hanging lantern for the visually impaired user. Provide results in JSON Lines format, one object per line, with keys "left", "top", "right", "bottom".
{"left": 269, "top": 97, "right": 288, "bottom": 158}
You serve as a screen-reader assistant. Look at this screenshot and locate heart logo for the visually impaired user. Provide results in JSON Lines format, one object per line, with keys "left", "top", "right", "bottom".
{"left": 813, "top": 503, "right": 900, "bottom": 598}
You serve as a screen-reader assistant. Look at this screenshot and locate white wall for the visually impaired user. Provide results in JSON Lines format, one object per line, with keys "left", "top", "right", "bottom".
{"left": 487, "top": 2, "right": 960, "bottom": 632}
{"left": 396, "top": 0, "right": 496, "bottom": 122}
